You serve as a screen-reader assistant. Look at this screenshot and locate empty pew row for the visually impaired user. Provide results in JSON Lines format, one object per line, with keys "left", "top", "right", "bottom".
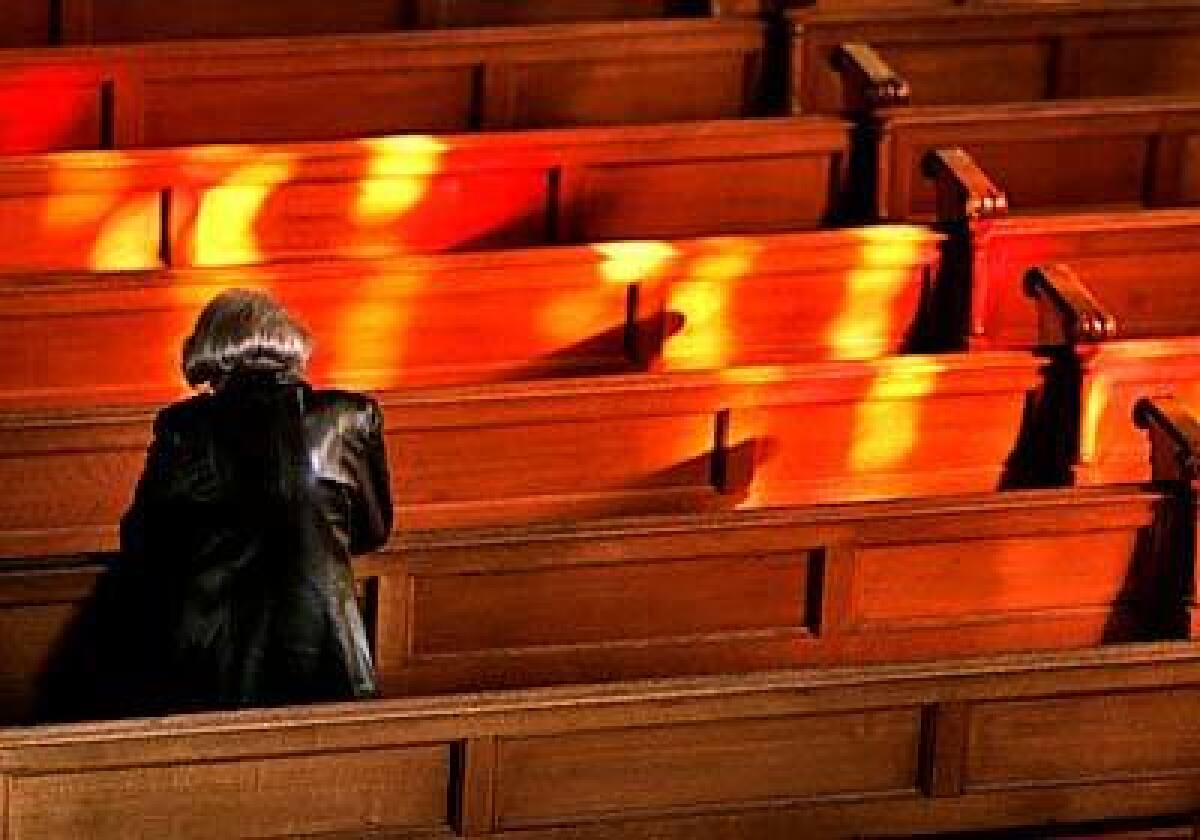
{"left": 6, "top": 643, "right": 1200, "bottom": 837}
{"left": 876, "top": 98, "right": 1200, "bottom": 222}
{"left": 0, "top": 118, "right": 852, "bottom": 271}
{"left": 0, "top": 351, "right": 1044, "bottom": 557}
{"left": 0, "top": 225, "right": 942, "bottom": 408}
{"left": 791, "top": 2, "right": 1200, "bottom": 114}
{"left": 2, "top": 0, "right": 741, "bottom": 46}
{"left": 0, "top": 19, "right": 775, "bottom": 153}
{"left": 2, "top": 481, "right": 1182, "bottom": 723}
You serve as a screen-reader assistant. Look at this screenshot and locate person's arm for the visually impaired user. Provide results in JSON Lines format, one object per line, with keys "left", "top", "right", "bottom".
{"left": 348, "top": 398, "right": 394, "bottom": 555}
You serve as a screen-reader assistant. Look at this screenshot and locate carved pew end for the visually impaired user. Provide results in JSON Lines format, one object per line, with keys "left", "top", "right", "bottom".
{"left": 834, "top": 43, "right": 912, "bottom": 111}
{"left": 1024, "top": 264, "right": 1118, "bottom": 346}
{"left": 922, "top": 148, "right": 1009, "bottom": 223}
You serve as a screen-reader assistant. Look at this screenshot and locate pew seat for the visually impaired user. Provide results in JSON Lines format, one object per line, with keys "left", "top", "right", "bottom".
{"left": 0, "top": 19, "right": 774, "bottom": 153}
{"left": 0, "top": 118, "right": 852, "bottom": 272}
{"left": 4, "top": 644, "right": 1200, "bottom": 837}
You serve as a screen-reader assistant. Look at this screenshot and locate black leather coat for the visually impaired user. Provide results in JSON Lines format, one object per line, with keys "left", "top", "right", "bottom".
{"left": 51, "top": 374, "right": 392, "bottom": 719}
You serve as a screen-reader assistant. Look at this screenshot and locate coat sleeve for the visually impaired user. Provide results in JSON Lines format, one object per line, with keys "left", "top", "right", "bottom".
{"left": 348, "top": 398, "right": 394, "bottom": 555}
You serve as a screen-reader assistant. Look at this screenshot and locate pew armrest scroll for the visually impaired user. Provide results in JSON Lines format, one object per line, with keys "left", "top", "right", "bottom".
{"left": 922, "top": 148, "right": 1008, "bottom": 222}
{"left": 835, "top": 43, "right": 911, "bottom": 110}
{"left": 1135, "top": 396, "right": 1200, "bottom": 483}
{"left": 1025, "top": 263, "right": 1118, "bottom": 345}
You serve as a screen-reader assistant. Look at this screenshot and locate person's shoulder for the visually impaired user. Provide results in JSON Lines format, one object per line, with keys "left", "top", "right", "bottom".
{"left": 307, "top": 388, "right": 383, "bottom": 433}
{"left": 152, "top": 393, "right": 214, "bottom": 439}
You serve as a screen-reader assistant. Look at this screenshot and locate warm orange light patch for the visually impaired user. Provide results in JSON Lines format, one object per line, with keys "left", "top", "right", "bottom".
{"left": 1078, "top": 372, "right": 1110, "bottom": 468}
{"left": 89, "top": 193, "right": 163, "bottom": 270}
{"left": 849, "top": 356, "right": 942, "bottom": 473}
{"left": 354, "top": 136, "right": 446, "bottom": 227}
{"left": 663, "top": 238, "right": 759, "bottom": 369}
{"left": 827, "top": 226, "right": 926, "bottom": 361}
{"left": 190, "top": 157, "right": 293, "bottom": 267}
{"left": 330, "top": 279, "right": 421, "bottom": 391}
{"left": 592, "top": 241, "right": 678, "bottom": 284}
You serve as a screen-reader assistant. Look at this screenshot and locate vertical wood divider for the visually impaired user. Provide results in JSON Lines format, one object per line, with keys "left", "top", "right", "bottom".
{"left": 455, "top": 735, "right": 499, "bottom": 837}
{"left": 919, "top": 701, "right": 971, "bottom": 798}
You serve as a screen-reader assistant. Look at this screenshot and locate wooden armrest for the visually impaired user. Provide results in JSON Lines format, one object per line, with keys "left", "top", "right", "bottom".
{"left": 1135, "top": 396, "right": 1200, "bottom": 483}
{"left": 835, "top": 43, "right": 911, "bottom": 110}
{"left": 1025, "top": 263, "right": 1118, "bottom": 345}
{"left": 922, "top": 148, "right": 1008, "bottom": 222}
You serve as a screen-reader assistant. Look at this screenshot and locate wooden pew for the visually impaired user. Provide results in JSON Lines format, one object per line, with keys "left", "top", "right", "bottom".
{"left": 2, "top": 483, "right": 1174, "bottom": 721}
{"left": 0, "top": 19, "right": 774, "bottom": 153}
{"left": 0, "top": 225, "right": 942, "bottom": 409}
{"left": 1, "top": 0, "right": 744, "bottom": 46}
{"left": 1022, "top": 259, "right": 1200, "bottom": 486}
{"left": 0, "top": 351, "right": 1043, "bottom": 557}
{"left": 0, "top": 118, "right": 852, "bottom": 271}
{"left": 791, "top": 3, "right": 1200, "bottom": 115}
{"left": 4, "top": 644, "right": 1200, "bottom": 837}
{"left": 876, "top": 98, "right": 1200, "bottom": 223}
{"left": 59, "top": 0, "right": 722, "bottom": 42}
{"left": 913, "top": 206, "right": 1200, "bottom": 352}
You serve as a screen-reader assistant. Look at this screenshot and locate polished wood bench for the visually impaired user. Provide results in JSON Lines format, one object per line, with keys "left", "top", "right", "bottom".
{"left": 5, "top": 644, "right": 1200, "bottom": 837}
{"left": 3, "top": 0, "right": 766, "bottom": 46}
{"left": 0, "top": 18, "right": 776, "bottom": 153}
{"left": 1, "top": 483, "right": 1174, "bottom": 721}
{"left": 908, "top": 205, "right": 1200, "bottom": 352}
{"left": 0, "top": 351, "right": 1044, "bottom": 556}
{"left": 875, "top": 98, "right": 1200, "bottom": 223}
{"left": 791, "top": 2, "right": 1200, "bottom": 115}
{"left": 0, "top": 118, "right": 852, "bottom": 271}
{"left": 0, "top": 225, "right": 942, "bottom": 407}
{"left": 1021, "top": 260, "right": 1200, "bottom": 485}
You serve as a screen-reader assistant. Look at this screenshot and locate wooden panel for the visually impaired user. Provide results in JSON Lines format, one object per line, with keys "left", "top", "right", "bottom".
{"left": 1072, "top": 341, "right": 1200, "bottom": 486}
{"left": 394, "top": 405, "right": 717, "bottom": 530}
{"left": 80, "top": 0, "right": 410, "bottom": 42}
{"left": 0, "top": 1, "right": 50, "bottom": 47}
{"left": 495, "top": 708, "right": 922, "bottom": 827}
{"left": 1078, "top": 32, "right": 1200, "bottom": 98}
{"left": 967, "top": 687, "right": 1200, "bottom": 788}
{"left": 574, "top": 154, "right": 839, "bottom": 240}
{"left": 0, "top": 117, "right": 851, "bottom": 268}
{"left": 0, "top": 66, "right": 106, "bottom": 154}
{"left": 971, "top": 211, "right": 1200, "bottom": 350}
{"left": 8, "top": 744, "right": 451, "bottom": 838}
{"left": 175, "top": 167, "right": 549, "bottom": 265}
{"left": 877, "top": 41, "right": 1054, "bottom": 108}
{"left": 854, "top": 531, "right": 1140, "bottom": 626}
{"left": 410, "top": 551, "right": 816, "bottom": 655}
{"left": 793, "top": 7, "right": 1200, "bottom": 113}
{"left": 878, "top": 102, "right": 1200, "bottom": 221}
{"left": 910, "top": 136, "right": 1148, "bottom": 219}
{"left": 730, "top": 355, "right": 1042, "bottom": 507}
{"left": 142, "top": 68, "right": 475, "bottom": 146}
{"left": 496, "top": 53, "right": 749, "bottom": 129}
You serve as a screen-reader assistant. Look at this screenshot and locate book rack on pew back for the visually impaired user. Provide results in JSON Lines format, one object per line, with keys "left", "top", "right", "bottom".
{"left": 0, "top": 224, "right": 943, "bottom": 406}
{"left": 0, "top": 118, "right": 853, "bottom": 272}
{"left": 0, "top": 19, "right": 778, "bottom": 152}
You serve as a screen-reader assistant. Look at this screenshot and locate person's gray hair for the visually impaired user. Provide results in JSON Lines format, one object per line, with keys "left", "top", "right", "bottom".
{"left": 182, "top": 289, "right": 313, "bottom": 389}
